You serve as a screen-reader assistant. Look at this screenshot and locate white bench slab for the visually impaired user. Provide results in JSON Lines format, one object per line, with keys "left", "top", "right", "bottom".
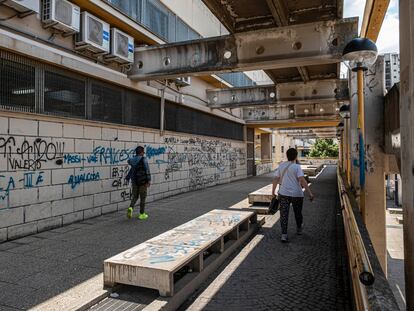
{"left": 248, "top": 184, "right": 274, "bottom": 204}
{"left": 301, "top": 164, "right": 323, "bottom": 176}
{"left": 103, "top": 209, "right": 256, "bottom": 297}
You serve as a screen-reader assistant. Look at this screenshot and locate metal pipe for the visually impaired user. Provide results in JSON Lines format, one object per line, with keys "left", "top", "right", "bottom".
{"left": 357, "top": 69, "right": 366, "bottom": 219}
{"left": 346, "top": 118, "right": 351, "bottom": 185}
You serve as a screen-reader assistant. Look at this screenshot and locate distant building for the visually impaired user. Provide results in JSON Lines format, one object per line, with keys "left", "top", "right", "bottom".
{"left": 384, "top": 53, "right": 400, "bottom": 90}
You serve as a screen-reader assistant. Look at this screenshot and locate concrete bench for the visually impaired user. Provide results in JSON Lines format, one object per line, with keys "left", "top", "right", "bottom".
{"left": 301, "top": 164, "right": 323, "bottom": 176}
{"left": 103, "top": 209, "right": 257, "bottom": 297}
{"left": 248, "top": 184, "right": 273, "bottom": 204}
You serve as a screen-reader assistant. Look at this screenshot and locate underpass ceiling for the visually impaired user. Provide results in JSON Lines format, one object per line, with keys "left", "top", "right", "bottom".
{"left": 202, "top": 0, "right": 344, "bottom": 83}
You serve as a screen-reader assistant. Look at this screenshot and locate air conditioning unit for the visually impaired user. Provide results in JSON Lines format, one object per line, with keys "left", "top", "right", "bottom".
{"left": 3, "top": 0, "right": 40, "bottom": 14}
{"left": 175, "top": 77, "right": 191, "bottom": 87}
{"left": 75, "top": 12, "right": 110, "bottom": 54}
{"left": 105, "top": 28, "right": 134, "bottom": 63}
{"left": 42, "top": 0, "right": 80, "bottom": 34}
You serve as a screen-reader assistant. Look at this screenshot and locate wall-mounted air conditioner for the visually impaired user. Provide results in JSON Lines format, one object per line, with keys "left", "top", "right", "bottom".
{"left": 105, "top": 28, "right": 134, "bottom": 63}
{"left": 3, "top": 0, "right": 40, "bottom": 14}
{"left": 75, "top": 12, "right": 110, "bottom": 54}
{"left": 42, "top": 0, "right": 80, "bottom": 34}
{"left": 175, "top": 77, "right": 191, "bottom": 87}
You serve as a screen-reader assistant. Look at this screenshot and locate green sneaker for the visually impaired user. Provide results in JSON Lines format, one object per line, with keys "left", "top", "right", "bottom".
{"left": 138, "top": 213, "right": 148, "bottom": 220}
{"left": 127, "top": 207, "right": 133, "bottom": 219}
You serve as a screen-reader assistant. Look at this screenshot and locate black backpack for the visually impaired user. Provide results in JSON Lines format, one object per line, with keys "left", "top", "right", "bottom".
{"left": 134, "top": 157, "right": 148, "bottom": 185}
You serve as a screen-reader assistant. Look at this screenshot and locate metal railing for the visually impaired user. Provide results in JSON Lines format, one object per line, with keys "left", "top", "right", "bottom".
{"left": 337, "top": 168, "right": 374, "bottom": 311}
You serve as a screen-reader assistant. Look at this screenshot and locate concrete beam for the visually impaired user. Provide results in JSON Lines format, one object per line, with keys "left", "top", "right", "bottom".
{"left": 243, "top": 103, "right": 340, "bottom": 124}
{"left": 245, "top": 119, "right": 340, "bottom": 129}
{"left": 128, "top": 18, "right": 358, "bottom": 81}
{"left": 206, "top": 79, "right": 348, "bottom": 108}
{"left": 360, "top": 0, "right": 390, "bottom": 42}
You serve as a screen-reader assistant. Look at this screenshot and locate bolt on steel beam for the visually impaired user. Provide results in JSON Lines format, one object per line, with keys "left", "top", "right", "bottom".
{"left": 128, "top": 18, "right": 358, "bottom": 81}
{"left": 206, "top": 79, "right": 349, "bottom": 108}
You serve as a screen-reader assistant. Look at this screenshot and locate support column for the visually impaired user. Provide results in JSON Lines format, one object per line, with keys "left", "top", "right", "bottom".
{"left": 362, "top": 56, "right": 387, "bottom": 273}
{"left": 349, "top": 57, "right": 387, "bottom": 272}
{"left": 399, "top": 0, "right": 414, "bottom": 307}
{"left": 260, "top": 133, "right": 272, "bottom": 162}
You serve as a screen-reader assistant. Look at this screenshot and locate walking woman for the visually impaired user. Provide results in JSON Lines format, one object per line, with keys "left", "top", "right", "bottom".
{"left": 272, "top": 148, "right": 314, "bottom": 242}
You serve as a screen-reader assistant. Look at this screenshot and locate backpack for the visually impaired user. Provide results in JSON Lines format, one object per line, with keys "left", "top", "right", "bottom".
{"left": 133, "top": 157, "right": 148, "bottom": 185}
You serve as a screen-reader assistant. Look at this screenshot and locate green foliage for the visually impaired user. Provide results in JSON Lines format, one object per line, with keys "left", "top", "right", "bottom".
{"left": 308, "top": 138, "right": 339, "bottom": 158}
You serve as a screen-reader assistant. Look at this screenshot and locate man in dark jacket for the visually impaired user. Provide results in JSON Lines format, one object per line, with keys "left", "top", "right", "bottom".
{"left": 126, "top": 146, "right": 151, "bottom": 220}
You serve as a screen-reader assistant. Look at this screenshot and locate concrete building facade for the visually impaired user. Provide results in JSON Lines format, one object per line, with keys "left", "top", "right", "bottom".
{"left": 384, "top": 53, "right": 400, "bottom": 91}
{"left": 0, "top": 0, "right": 253, "bottom": 241}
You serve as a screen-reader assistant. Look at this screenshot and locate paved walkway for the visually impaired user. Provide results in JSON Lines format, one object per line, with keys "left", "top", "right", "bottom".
{"left": 182, "top": 165, "right": 351, "bottom": 311}
{"left": 386, "top": 210, "right": 406, "bottom": 310}
{"left": 0, "top": 175, "right": 272, "bottom": 310}
{"left": 0, "top": 166, "right": 351, "bottom": 311}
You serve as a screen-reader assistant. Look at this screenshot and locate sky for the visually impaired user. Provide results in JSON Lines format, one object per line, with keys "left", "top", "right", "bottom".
{"left": 343, "top": 0, "right": 400, "bottom": 53}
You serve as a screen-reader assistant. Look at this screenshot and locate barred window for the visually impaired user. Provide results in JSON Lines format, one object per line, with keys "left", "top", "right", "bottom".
{"left": 0, "top": 56, "right": 35, "bottom": 113}
{"left": 91, "top": 82, "right": 123, "bottom": 124}
{"left": 44, "top": 71, "right": 86, "bottom": 118}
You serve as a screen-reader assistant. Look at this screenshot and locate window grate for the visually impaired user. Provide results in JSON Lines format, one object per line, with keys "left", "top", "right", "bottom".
{"left": 0, "top": 51, "right": 36, "bottom": 113}
{"left": 44, "top": 71, "right": 86, "bottom": 118}
{"left": 91, "top": 82, "right": 123, "bottom": 124}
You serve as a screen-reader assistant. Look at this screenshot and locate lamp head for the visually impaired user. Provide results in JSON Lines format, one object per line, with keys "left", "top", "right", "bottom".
{"left": 343, "top": 38, "right": 378, "bottom": 71}
{"left": 339, "top": 104, "right": 350, "bottom": 119}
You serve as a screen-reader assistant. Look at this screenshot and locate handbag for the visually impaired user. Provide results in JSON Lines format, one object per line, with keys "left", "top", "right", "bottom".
{"left": 268, "top": 163, "right": 293, "bottom": 214}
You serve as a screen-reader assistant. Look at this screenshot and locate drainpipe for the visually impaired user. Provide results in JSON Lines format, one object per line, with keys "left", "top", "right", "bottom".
{"left": 357, "top": 69, "right": 366, "bottom": 219}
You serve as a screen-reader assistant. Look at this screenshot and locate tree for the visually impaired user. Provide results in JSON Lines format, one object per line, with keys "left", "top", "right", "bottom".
{"left": 308, "top": 138, "right": 339, "bottom": 158}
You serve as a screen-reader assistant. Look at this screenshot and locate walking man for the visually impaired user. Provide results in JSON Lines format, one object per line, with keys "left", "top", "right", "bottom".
{"left": 272, "top": 148, "right": 314, "bottom": 242}
{"left": 126, "top": 146, "right": 151, "bottom": 220}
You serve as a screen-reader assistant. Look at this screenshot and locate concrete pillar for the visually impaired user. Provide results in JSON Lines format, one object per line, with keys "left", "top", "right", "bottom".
{"left": 349, "top": 58, "right": 387, "bottom": 272}
{"left": 260, "top": 133, "right": 271, "bottom": 162}
{"left": 399, "top": 0, "right": 414, "bottom": 307}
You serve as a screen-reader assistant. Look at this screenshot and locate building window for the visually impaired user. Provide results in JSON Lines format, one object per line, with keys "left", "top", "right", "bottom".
{"left": 144, "top": 0, "right": 169, "bottom": 40}
{"left": 0, "top": 57, "right": 36, "bottom": 112}
{"left": 91, "top": 82, "right": 123, "bottom": 124}
{"left": 44, "top": 71, "right": 86, "bottom": 118}
{"left": 109, "top": 0, "right": 140, "bottom": 21}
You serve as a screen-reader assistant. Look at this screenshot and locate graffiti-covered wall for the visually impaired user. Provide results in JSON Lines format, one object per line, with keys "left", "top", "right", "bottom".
{"left": 0, "top": 115, "right": 246, "bottom": 242}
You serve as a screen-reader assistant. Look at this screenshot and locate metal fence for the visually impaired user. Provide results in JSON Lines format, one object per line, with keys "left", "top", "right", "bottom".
{"left": 0, "top": 49, "right": 244, "bottom": 140}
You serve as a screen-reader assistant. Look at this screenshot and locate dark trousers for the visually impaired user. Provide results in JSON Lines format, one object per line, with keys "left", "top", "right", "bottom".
{"left": 279, "top": 195, "right": 304, "bottom": 234}
{"left": 130, "top": 184, "right": 147, "bottom": 214}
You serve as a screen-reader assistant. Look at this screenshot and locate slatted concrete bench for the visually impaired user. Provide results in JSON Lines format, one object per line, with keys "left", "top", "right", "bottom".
{"left": 103, "top": 209, "right": 257, "bottom": 297}
{"left": 248, "top": 184, "right": 273, "bottom": 204}
{"left": 301, "top": 164, "right": 323, "bottom": 176}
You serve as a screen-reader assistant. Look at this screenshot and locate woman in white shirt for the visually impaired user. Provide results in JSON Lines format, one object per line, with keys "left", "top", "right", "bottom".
{"left": 271, "top": 148, "right": 314, "bottom": 242}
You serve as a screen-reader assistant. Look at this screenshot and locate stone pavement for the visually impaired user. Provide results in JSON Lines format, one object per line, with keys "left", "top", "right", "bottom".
{"left": 386, "top": 210, "right": 406, "bottom": 310}
{"left": 182, "top": 165, "right": 351, "bottom": 311}
{"left": 0, "top": 166, "right": 351, "bottom": 311}
{"left": 0, "top": 175, "right": 272, "bottom": 310}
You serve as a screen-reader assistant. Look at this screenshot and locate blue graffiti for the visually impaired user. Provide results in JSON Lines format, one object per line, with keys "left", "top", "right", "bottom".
{"left": 0, "top": 175, "right": 15, "bottom": 201}
{"left": 64, "top": 154, "right": 82, "bottom": 164}
{"left": 68, "top": 171, "right": 100, "bottom": 189}
{"left": 145, "top": 146, "right": 166, "bottom": 159}
{"left": 92, "top": 146, "right": 135, "bottom": 165}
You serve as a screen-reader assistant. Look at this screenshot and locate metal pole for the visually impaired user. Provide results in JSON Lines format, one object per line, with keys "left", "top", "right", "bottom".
{"left": 357, "top": 69, "right": 366, "bottom": 220}
{"left": 160, "top": 81, "right": 167, "bottom": 135}
{"left": 346, "top": 118, "right": 351, "bottom": 186}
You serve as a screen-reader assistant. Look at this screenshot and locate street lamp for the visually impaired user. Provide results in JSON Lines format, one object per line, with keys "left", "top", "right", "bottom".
{"left": 342, "top": 38, "right": 378, "bottom": 220}
{"left": 339, "top": 104, "right": 350, "bottom": 119}
{"left": 343, "top": 37, "right": 378, "bottom": 71}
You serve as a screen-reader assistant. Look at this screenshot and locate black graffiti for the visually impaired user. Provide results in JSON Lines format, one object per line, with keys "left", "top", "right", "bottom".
{"left": 111, "top": 165, "right": 130, "bottom": 187}
{"left": 190, "top": 173, "right": 220, "bottom": 190}
{"left": 0, "top": 136, "right": 65, "bottom": 170}
{"left": 121, "top": 188, "right": 132, "bottom": 201}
